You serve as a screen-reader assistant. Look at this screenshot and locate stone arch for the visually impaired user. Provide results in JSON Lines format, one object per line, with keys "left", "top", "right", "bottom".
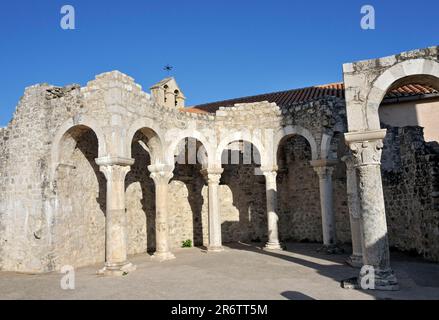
{"left": 320, "top": 133, "right": 333, "bottom": 160}
{"left": 126, "top": 118, "right": 164, "bottom": 164}
{"left": 274, "top": 125, "right": 318, "bottom": 163}
{"left": 51, "top": 123, "right": 106, "bottom": 269}
{"left": 218, "top": 136, "right": 266, "bottom": 244}
{"left": 166, "top": 132, "right": 211, "bottom": 248}
{"left": 165, "top": 129, "right": 214, "bottom": 167}
{"left": 216, "top": 131, "right": 267, "bottom": 167}
{"left": 366, "top": 59, "right": 439, "bottom": 130}
{"left": 51, "top": 116, "right": 106, "bottom": 181}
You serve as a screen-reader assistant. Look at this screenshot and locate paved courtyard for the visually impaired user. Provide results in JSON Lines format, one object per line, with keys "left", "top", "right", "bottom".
{"left": 1, "top": 243, "right": 439, "bottom": 300}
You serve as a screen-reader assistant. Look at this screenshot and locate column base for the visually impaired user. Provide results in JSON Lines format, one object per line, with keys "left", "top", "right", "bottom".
{"left": 317, "top": 244, "right": 344, "bottom": 254}
{"left": 207, "top": 245, "right": 224, "bottom": 252}
{"left": 341, "top": 267, "right": 399, "bottom": 291}
{"left": 360, "top": 266, "right": 399, "bottom": 291}
{"left": 97, "top": 262, "right": 136, "bottom": 276}
{"left": 346, "top": 254, "right": 363, "bottom": 268}
{"left": 263, "top": 241, "right": 283, "bottom": 251}
{"left": 151, "top": 251, "right": 176, "bottom": 262}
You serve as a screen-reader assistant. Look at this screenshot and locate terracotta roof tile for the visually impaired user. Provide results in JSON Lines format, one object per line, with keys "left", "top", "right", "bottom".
{"left": 183, "top": 82, "right": 438, "bottom": 114}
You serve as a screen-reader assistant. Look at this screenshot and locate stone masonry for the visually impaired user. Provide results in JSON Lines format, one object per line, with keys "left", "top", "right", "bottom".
{"left": 0, "top": 47, "right": 438, "bottom": 291}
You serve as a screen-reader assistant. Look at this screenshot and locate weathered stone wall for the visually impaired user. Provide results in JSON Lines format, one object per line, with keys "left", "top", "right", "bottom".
{"left": 381, "top": 126, "right": 439, "bottom": 261}
{"left": 278, "top": 136, "right": 321, "bottom": 242}
{"left": 54, "top": 128, "right": 106, "bottom": 269}
{"left": 0, "top": 85, "right": 69, "bottom": 272}
{"left": 0, "top": 83, "right": 88, "bottom": 272}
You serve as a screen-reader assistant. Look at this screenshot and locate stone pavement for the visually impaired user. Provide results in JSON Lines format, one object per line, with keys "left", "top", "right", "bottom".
{"left": 1, "top": 243, "right": 438, "bottom": 300}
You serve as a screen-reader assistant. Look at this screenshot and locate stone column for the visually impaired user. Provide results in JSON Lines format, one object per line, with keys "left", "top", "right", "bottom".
{"left": 202, "top": 168, "right": 224, "bottom": 252}
{"left": 261, "top": 167, "right": 282, "bottom": 250}
{"left": 342, "top": 154, "right": 363, "bottom": 268}
{"left": 96, "top": 156, "right": 136, "bottom": 276}
{"left": 345, "top": 130, "right": 399, "bottom": 291}
{"left": 310, "top": 159, "right": 341, "bottom": 253}
{"left": 148, "top": 164, "right": 176, "bottom": 261}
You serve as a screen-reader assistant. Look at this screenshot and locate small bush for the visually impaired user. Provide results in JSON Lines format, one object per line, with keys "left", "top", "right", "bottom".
{"left": 182, "top": 239, "right": 192, "bottom": 248}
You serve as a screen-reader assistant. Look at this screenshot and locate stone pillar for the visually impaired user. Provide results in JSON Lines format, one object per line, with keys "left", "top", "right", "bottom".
{"left": 310, "top": 159, "right": 341, "bottom": 253}
{"left": 202, "top": 168, "right": 224, "bottom": 252}
{"left": 261, "top": 167, "right": 282, "bottom": 250}
{"left": 342, "top": 154, "right": 363, "bottom": 268}
{"left": 148, "top": 164, "right": 176, "bottom": 261}
{"left": 96, "top": 156, "right": 136, "bottom": 276}
{"left": 344, "top": 130, "right": 399, "bottom": 291}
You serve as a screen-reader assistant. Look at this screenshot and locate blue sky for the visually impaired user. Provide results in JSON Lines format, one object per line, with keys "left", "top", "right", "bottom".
{"left": 0, "top": 0, "right": 438, "bottom": 126}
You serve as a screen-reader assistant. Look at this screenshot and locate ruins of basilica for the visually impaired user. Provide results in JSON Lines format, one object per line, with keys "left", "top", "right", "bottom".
{"left": 1, "top": 46, "right": 439, "bottom": 291}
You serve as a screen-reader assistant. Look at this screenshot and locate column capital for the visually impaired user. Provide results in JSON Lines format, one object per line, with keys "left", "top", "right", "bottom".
{"left": 349, "top": 139, "right": 384, "bottom": 167}
{"left": 341, "top": 153, "right": 355, "bottom": 169}
{"left": 260, "top": 165, "right": 278, "bottom": 174}
{"left": 344, "top": 129, "right": 387, "bottom": 167}
{"left": 98, "top": 164, "right": 131, "bottom": 182}
{"left": 310, "top": 159, "right": 337, "bottom": 179}
{"left": 148, "top": 164, "right": 174, "bottom": 185}
{"left": 95, "top": 156, "right": 135, "bottom": 167}
{"left": 313, "top": 166, "right": 335, "bottom": 179}
{"left": 201, "top": 167, "right": 224, "bottom": 185}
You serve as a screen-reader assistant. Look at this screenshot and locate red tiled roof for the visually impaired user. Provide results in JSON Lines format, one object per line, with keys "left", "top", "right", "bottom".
{"left": 184, "top": 82, "right": 439, "bottom": 114}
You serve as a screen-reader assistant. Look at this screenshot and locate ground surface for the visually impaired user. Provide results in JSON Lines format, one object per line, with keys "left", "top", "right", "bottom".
{"left": 1, "top": 243, "right": 439, "bottom": 300}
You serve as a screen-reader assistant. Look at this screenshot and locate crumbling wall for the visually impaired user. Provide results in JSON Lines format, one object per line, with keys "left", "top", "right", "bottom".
{"left": 382, "top": 126, "right": 439, "bottom": 261}
{"left": 0, "top": 85, "right": 60, "bottom": 272}
{"left": 0, "top": 83, "right": 85, "bottom": 273}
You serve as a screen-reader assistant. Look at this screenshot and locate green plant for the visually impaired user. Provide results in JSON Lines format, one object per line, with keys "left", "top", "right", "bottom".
{"left": 182, "top": 239, "right": 192, "bottom": 248}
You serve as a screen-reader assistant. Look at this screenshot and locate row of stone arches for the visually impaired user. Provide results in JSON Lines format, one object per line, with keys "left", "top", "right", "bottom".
{"left": 50, "top": 118, "right": 330, "bottom": 273}
{"left": 52, "top": 120, "right": 322, "bottom": 176}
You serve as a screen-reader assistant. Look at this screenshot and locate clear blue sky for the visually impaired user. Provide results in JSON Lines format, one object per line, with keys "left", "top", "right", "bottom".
{"left": 0, "top": 0, "right": 438, "bottom": 126}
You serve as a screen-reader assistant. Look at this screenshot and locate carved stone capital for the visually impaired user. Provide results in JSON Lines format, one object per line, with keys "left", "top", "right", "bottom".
{"left": 349, "top": 139, "right": 384, "bottom": 167}
{"left": 261, "top": 166, "right": 278, "bottom": 186}
{"left": 312, "top": 165, "right": 335, "bottom": 180}
{"left": 148, "top": 164, "right": 174, "bottom": 185}
{"left": 201, "top": 167, "right": 224, "bottom": 185}
{"left": 344, "top": 129, "right": 387, "bottom": 167}
{"left": 99, "top": 164, "right": 131, "bottom": 182}
{"left": 310, "top": 159, "right": 338, "bottom": 180}
{"left": 341, "top": 153, "right": 354, "bottom": 170}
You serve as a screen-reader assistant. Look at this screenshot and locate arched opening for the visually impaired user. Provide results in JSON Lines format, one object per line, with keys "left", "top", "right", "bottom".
{"left": 169, "top": 137, "right": 208, "bottom": 248}
{"left": 220, "top": 140, "right": 267, "bottom": 244}
{"left": 125, "top": 127, "right": 161, "bottom": 255}
{"left": 377, "top": 74, "right": 439, "bottom": 260}
{"left": 379, "top": 75, "right": 439, "bottom": 143}
{"left": 277, "top": 135, "right": 320, "bottom": 242}
{"left": 54, "top": 125, "right": 106, "bottom": 269}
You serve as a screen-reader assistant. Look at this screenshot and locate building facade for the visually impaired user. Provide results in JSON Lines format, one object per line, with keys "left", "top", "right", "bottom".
{"left": 0, "top": 46, "right": 438, "bottom": 290}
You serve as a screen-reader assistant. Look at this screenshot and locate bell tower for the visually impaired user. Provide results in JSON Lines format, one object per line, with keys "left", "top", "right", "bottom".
{"left": 150, "top": 77, "right": 186, "bottom": 109}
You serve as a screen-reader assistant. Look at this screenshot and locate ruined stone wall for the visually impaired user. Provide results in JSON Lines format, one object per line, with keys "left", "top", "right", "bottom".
{"left": 0, "top": 84, "right": 87, "bottom": 272}
{"left": 381, "top": 126, "right": 439, "bottom": 261}
{"left": 0, "top": 85, "right": 61, "bottom": 272}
